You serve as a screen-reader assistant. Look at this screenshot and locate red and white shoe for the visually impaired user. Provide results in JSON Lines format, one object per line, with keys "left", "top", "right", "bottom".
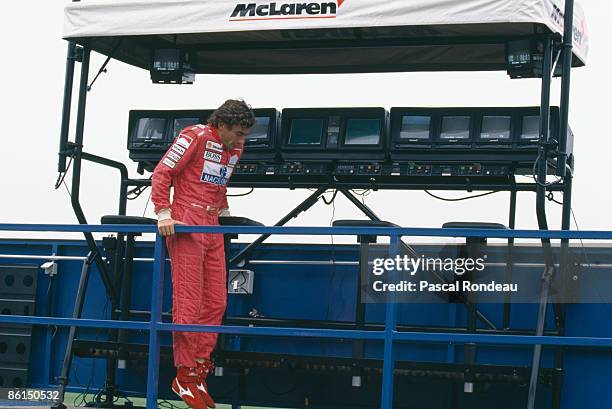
{"left": 196, "top": 360, "right": 216, "bottom": 408}
{"left": 171, "top": 366, "right": 208, "bottom": 409}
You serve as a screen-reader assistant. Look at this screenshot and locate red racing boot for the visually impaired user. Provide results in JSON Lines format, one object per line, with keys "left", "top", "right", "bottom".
{"left": 171, "top": 366, "right": 208, "bottom": 409}
{"left": 195, "top": 359, "right": 216, "bottom": 408}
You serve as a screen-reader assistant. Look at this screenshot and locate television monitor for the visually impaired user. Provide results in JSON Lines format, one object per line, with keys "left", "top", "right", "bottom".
{"left": 289, "top": 118, "right": 325, "bottom": 145}
{"left": 281, "top": 108, "right": 387, "bottom": 160}
{"left": 400, "top": 115, "right": 431, "bottom": 140}
{"left": 439, "top": 116, "right": 471, "bottom": 140}
{"left": 239, "top": 108, "right": 279, "bottom": 161}
{"left": 128, "top": 109, "right": 210, "bottom": 172}
{"left": 470, "top": 110, "right": 515, "bottom": 150}
{"left": 480, "top": 116, "right": 512, "bottom": 140}
{"left": 249, "top": 117, "right": 271, "bottom": 140}
{"left": 171, "top": 117, "right": 200, "bottom": 139}
{"left": 134, "top": 117, "right": 166, "bottom": 140}
{"left": 343, "top": 118, "right": 381, "bottom": 145}
{"left": 520, "top": 115, "right": 541, "bottom": 140}
{"left": 389, "top": 108, "right": 435, "bottom": 155}
{"left": 517, "top": 109, "right": 556, "bottom": 147}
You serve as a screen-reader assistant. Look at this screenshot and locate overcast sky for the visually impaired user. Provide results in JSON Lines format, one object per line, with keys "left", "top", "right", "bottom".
{"left": 1, "top": 1, "right": 610, "bottom": 242}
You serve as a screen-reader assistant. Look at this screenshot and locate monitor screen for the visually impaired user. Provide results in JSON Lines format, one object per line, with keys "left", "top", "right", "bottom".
{"left": 521, "top": 116, "right": 541, "bottom": 139}
{"left": 344, "top": 118, "right": 381, "bottom": 145}
{"left": 288, "top": 118, "right": 324, "bottom": 145}
{"left": 440, "top": 116, "right": 471, "bottom": 139}
{"left": 480, "top": 116, "right": 511, "bottom": 139}
{"left": 400, "top": 115, "right": 431, "bottom": 140}
{"left": 134, "top": 118, "right": 166, "bottom": 140}
{"left": 172, "top": 118, "right": 200, "bottom": 139}
{"left": 248, "top": 117, "right": 271, "bottom": 141}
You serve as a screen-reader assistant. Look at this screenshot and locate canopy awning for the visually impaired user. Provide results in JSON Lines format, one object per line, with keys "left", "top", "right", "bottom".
{"left": 63, "top": 0, "right": 589, "bottom": 74}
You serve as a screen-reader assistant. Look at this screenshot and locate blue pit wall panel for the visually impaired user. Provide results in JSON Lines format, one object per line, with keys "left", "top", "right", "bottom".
{"left": 0, "top": 238, "right": 611, "bottom": 408}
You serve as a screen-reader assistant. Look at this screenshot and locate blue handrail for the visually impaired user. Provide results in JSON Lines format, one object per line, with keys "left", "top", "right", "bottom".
{"left": 2, "top": 223, "right": 612, "bottom": 239}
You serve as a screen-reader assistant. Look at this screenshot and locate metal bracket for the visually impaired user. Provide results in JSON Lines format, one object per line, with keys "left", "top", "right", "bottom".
{"left": 74, "top": 45, "right": 84, "bottom": 63}
{"left": 41, "top": 261, "right": 58, "bottom": 277}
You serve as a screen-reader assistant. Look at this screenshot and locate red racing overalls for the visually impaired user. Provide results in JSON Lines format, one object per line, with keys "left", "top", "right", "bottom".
{"left": 152, "top": 124, "right": 243, "bottom": 367}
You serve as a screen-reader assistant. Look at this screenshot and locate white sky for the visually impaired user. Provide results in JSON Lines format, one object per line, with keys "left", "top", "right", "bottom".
{"left": 1, "top": 1, "right": 610, "bottom": 242}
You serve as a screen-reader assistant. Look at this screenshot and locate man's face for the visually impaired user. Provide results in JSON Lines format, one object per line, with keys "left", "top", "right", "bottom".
{"left": 218, "top": 123, "right": 251, "bottom": 149}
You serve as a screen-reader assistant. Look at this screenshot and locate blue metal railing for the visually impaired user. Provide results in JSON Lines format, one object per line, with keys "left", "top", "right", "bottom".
{"left": 2, "top": 223, "right": 612, "bottom": 409}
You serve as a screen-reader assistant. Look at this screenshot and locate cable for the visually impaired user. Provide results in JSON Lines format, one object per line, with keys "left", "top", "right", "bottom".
{"left": 569, "top": 208, "right": 612, "bottom": 317}
{"left": 351, "top": 189, "right": 371, "bottom": 205}
{"left": 325, "top": 197, "right": 337, "bottom": 321}
{"left": 424, "top": 190, "right": 499, "bottom": 202}
{"left": 531, "top": 150, "right": 564, "bottom": 187}
{"left": 72, "top": 300, "right": 110, "bottom": 407}
{"left": 62, "top": 180, "right": 72, "bottom": 199}
{"left": 142, "top": 190, "right": 152, "bottom": 217}
{"left": 227, "top": 187, "right": 254, "bottom": 197}
{"left": 546, "top": 192, "right": 563, "bottom": 206}
{"left": 322, "top": 189, "right": 338, "bottom": 205}
{"left": 55, "top": 156, "right": 74, "bottom": 190}
{"left": 548, "top": 195, "right": 612, "bottom": 318}
{"left": 127, "top": 185, "right": 149, "bottom": 201}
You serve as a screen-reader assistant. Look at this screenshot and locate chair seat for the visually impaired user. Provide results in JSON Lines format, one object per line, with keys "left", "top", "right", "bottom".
{"left": 442, "top": 222, "right": 507, "bottom": 230}
{"left": 101, "top": 215, "right": 157, "bottom": 225}
{"left": 219, "top": 216, "right": 264, "bottom": 227}
{"left": 333, "top": 219, "right": 398, "bottom": 228}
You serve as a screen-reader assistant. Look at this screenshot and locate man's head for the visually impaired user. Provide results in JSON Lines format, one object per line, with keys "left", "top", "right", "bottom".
{"left": 208, "top": 99, "right": 255, "bottom": 149}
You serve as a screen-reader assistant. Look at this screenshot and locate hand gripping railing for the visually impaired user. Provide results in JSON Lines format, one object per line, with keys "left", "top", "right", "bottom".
{"left": 2, "top": 223, "right": 612, "bottom": 409}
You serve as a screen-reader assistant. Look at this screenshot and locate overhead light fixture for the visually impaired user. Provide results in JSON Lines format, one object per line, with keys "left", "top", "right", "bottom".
{"left": 150, "top": 49, "right": 195, "bottom": 84}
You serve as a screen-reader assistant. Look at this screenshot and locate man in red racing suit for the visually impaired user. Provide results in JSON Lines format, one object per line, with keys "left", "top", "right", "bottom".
{"left": 152, "top": 100, "right": 254, "bottom": 409}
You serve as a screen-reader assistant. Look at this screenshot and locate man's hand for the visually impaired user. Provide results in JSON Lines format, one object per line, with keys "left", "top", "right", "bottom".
{"left": 157, "top": 218, "right": 185, "bottom": 236}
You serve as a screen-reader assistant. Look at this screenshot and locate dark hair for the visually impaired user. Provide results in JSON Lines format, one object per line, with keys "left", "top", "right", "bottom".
{"left": 207, "top": 99, "right": 255, "bottom": 129}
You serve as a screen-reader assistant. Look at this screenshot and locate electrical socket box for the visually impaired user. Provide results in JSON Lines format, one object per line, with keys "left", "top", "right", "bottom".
{"left": 228, "top": 269, "right": 254, "bottom": 294}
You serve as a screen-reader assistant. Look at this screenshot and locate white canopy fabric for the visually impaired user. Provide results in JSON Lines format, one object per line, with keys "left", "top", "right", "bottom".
{"left": 63, "top": 0, "right": 589, "bottom": 74}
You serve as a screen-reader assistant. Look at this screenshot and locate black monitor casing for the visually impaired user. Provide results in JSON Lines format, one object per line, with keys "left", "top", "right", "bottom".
{"left": 435, "top": 109, "right": 474, "bottom": 149}
{"left": 128, "top": 108, "right": 279, "bottom": 170}
{"left": 281, "top": 107, "right": 388, "bottom": 161}
{"left": 474, "top": 107, "right": 515, "bottom": 149}
{"left": 240, "top": 108, "right": 281, "bottom": 162}
{"left": 515, "top": 106, "right": 560, "bottom": 149}
{"left": 127, "top": 109, "right": 212, "bottom": 171}
{"left": 390, "top": 106, "right": 572, "bottom": 163}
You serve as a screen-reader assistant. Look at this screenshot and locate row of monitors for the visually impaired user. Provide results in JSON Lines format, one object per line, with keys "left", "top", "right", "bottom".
{"left": 128, "top": 106, "right": 568, "bottom": 166}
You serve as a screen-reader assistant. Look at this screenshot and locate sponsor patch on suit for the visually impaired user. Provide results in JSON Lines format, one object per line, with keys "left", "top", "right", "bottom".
{"left": 167, "top": 151, "right": 182, "bottom": 162}
{"left": 162, "top": 158, "right": 176, "bottom": 169}
{"left": 171, "top": 144, "right": 186, "bottom": 155}
{"left": 176, "top": 134, "right": 193, "bottom": 149}
{"left": 206, "top": 140, "right": 223, "bottom": 153}
{"left": 200, "top": 161, "right": 233, "bottom": 185}
{"left": 204, "top": 150, "right": 223, "bottom": 163}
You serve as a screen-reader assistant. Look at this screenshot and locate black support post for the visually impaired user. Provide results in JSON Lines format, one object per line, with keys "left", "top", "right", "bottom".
{"left": 53, "top": 254, "right": 94, "bottom": 409}
{"left": 552, "top": 170, "right": 573, "bottom": 409}
{"left": 69, "top": 45, "right": 117, "bottom": 302}
{"left": 503, "top": 177, "right": 517, "bottom": 329}
{"left": 58, "top": 42, "right": 77, "bottom": 173}
{"left": 527, "top": 35, "right": 556, "bottom": 409}
{"left": 556, "top": 0, "right": 575, "bottom": 177}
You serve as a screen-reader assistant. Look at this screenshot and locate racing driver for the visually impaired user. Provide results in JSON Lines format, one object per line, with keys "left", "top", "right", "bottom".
{"left": 152, "top": 99, "right": 255, "bottom": 408}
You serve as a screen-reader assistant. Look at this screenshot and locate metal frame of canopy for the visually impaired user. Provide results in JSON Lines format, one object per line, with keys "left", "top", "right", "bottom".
{"left": 54, "top": 1, "right": 582, "bottom": 408}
